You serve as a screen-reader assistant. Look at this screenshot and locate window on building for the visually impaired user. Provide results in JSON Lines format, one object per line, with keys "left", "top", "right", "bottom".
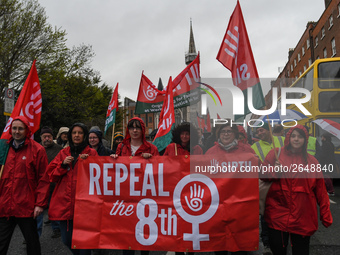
{"left": 323, "top": 47, "right": 327, "bottom": 58}
{"left": 331, "top": 38, "right": 336, "bottom": 56}
{"left": 315, "top": 37, "right": 318, "bottom": 47}
{"left": 338, "top": 3, "right": 340, "bottom": 17}
{"left": 149, "top": 116, "right": 152, "bottom": 123}
{"left": 307, "top": 39, "right": 310, "bottom": 49}
{"left": 291, "top": 64, "right": 293, "bottom": 72}
{"left": 321, "top": 27, "right": 325, "bottom": 39}
{"left": 298, "top": 53, "right": 301, "bottom": 62}
{"left": 329, "top": 15, "right": 334, "bottom": 29}
{"left": 304, "top": 65, "right": 307, "bottom": 71}
{"left": 308, "top": 58, "right": 312, "bottom": 66}
{"left": 299, "top": 71, "right": 302, "bottom": 77}
{"left": 302, "top": 46, "right": 305, "bottom": 56}
{"left": 287, "top": 70, "right": 290, "bottom": 77}
{"left": 294, "top": 59, "right": 297, "bottom": 67}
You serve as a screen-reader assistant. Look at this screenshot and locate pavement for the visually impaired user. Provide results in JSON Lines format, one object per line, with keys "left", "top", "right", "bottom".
{"left": 6, "top": 182, "right": 340, "bottom": 255}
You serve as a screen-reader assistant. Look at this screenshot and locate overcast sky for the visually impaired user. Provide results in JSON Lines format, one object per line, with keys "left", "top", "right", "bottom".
{"left": 39, "top": 0, "right": 325, "bottom": 103}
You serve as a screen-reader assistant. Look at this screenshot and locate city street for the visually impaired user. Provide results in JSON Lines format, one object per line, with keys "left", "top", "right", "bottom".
{"left": 7, "top": 182, "right": 340, "bottom": 255}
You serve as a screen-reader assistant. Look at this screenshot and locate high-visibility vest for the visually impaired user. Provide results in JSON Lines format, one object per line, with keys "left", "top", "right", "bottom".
{"left": 251, "top": 136, "right": 285, "bottom": 162}
{"left": 307, "top": 136, "right": 317, "bottom": 156}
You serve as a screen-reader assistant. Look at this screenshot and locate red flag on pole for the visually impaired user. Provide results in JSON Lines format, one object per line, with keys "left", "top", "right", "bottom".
{"left": 152, "top": 77, "right": 175, "bottom": 152}
{"left": 216, "top": 1, "right": 260, "bottom": 91}
{"left": 1, "top": 60, "right": 42, "bottom": 139}
{"left": 217, "top": 113, "right": 221, "bottom": 119}
{"left": 104, "top": 83, "right": 119, "bottom": 135}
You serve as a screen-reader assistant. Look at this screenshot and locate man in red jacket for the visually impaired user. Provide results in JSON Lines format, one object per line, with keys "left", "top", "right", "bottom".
{"left": 0, "top": 116, "right": 49, "bottom": 255}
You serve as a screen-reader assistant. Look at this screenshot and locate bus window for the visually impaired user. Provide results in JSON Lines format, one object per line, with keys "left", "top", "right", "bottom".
{"left": 318, "top": 61, "right": 340, "bottom": 88}
{"left": 304, "top": 68, "right": 314, "bottom": 91}
{"left": 319, "top": 91, "right": 340, "bottom": 112}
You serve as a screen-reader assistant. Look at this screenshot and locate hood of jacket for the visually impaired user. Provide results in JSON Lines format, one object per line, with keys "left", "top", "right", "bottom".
{"left": 123, "top": 117, "right": 146, "bottom": 144}
{"left": 284, "top": 124, "right": 309, "bottom": 151}
{"left": 9, "top": 116, "right": 32, "bottom": 139}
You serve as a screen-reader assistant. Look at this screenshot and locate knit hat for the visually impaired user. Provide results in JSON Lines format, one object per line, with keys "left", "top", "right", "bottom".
{"left": 40, "top": 126, "right": 53, "bottom": 136}
{"left": 114, "top": 132, "right": 124, "bottom": 140}
{"left": 257, "top": 122, "right": 269, "bottom": 131}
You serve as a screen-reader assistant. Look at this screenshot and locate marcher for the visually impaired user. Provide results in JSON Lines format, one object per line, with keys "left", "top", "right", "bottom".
{"left": 206, "top": 122, "right": 257, "bottom": 255}
{"left": 111, "top": 131, "right": 124, "bottom": 153}
{"left": 111, "top": 117, "right": 159, "bottom": 255}
{"left": 251, "top": 122, "right": 285, "bottom": 255}
{"left": 262, "top": 125, "right": 332, "bottom": 255}
{"left": 0, "top": 116, "right": 50, "bottom": 255}
{"left": 163, "top": 122, "right": 201, "bottom": 255}
{"left": 56, "top": 127, "right": 69, "bottom": 148}
{"left": 272, "top": 124, "right": 284, "bottom": 137}
{"left": 164, "top": 122, "right": 203, "bottom": 156}
{"left": 89, "top": 129, "right": 114, "bottom": 156}
{"left": 320, "top": 133, "right": 337, "bottom": 196}
{"left": 90, "top": 126, "right": 111, "bottom": 149}
{"left": 40, "top": 126, "right": 63, "bottom": 238}
{"left": 47, "top": 123, "right": 97, "bottom": 255}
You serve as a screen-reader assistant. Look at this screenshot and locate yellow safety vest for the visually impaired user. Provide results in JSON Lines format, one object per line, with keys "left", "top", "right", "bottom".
{"left": 307, "top": 136, "right": 316, "bottom": 156}
{"left": 251, "top": 136, "right": 285, "bottom": 162}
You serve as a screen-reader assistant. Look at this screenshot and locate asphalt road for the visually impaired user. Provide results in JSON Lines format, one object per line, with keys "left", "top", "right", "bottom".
{"left": 7, "top": 182, "right": 340, "bottom": 255}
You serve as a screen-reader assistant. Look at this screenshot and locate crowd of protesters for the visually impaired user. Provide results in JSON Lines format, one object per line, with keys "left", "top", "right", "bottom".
{"left": 0, "top": 116, "right": 336, "bottom": 255}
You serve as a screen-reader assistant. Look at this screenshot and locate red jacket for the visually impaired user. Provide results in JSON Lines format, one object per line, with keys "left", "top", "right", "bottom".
{"left": 48, "top": 145, "right": 97, "bottom": 220}
{"left": 205, "top": 140, "right": 256, "bottom": 155}
{"left": 0, "top": 116, "right": 49, "bottom": 217}
{"left": 163, "top": 143, "right": 203, "bottom": 156}
{"left": 262, "top": 125, "right": 332, "bottom": 236}
{"left": 116, "top": 117, "right": 159, "bottom": 157}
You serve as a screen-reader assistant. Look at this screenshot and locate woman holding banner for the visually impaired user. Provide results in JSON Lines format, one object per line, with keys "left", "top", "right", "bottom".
{"left": 262, "top": 125, "right": 332, "bottom": 255}
{"left": 111, "top": 117, "right": 159, "bottom": 255}
{"left": 163, "top": 122, "right": 202, "bottom": 255}
{"left": 205, "top": 121, "right": 257, "bottom": 255}
{"left": 47, "top": 123, "right": 97, "bottom": 255}
{"left": 163, "top": 122, "right": 203, "bottom": 156}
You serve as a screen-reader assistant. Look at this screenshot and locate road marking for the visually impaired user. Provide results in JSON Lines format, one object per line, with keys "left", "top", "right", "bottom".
{"left": 329, "top": 199, "right": 337, "bottom": 204}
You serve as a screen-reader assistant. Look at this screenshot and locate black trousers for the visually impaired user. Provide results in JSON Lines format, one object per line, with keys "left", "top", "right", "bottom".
{"left": 268, "top": 228, "right": 310, "bottom": 255}
{"left": 0, "top": 217, "right": 41, "bottom": 255}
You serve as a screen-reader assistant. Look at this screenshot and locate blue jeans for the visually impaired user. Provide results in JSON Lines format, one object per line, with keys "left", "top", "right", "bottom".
{"left": 36, "top": 213, "right": 44, "bottom": 237}
{"left": 59, "top": 220, "right": 91, "bottom": 255}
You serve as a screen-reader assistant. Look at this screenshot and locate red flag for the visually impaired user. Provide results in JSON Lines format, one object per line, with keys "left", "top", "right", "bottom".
{"left": 153, "top": 77, "right": 175, "bottom": 151}
{"left": 217, "top": 113, "right": 221, "bottom": 119}
{"left": 104, "top": 83, "right": 119, "bottom": 135}
{"left": 206, "top": 108, "right": 211, "bottom": 132}
{"left": 1, "top": 60, "right": 42, "bottom": 139}
{"left": 217, "top": 1, "right": 260, "bottom": 91}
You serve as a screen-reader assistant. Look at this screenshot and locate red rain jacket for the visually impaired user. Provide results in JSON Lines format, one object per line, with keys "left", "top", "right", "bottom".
{"left": 0, "top": 116, "right": 49, "bottom": 217}
{"left": 48, "top": 145, "right": 97, "bottom": 220}
{"left": 116, "top": 117, "right": 159, "bottom": 157}
{"left": 262, "top": 125, "right": 332, "bottom": 236}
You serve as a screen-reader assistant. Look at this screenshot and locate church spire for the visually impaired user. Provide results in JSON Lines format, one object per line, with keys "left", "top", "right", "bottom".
{"left": 185, "top": 18, "right": 197, "bottom": 65}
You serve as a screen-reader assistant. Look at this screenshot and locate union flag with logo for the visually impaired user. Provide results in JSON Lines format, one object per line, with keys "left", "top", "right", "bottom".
{"left": 104, "top": 83, "right": 119, "bottom": 135}
{"left": 1, "top": 60, "right": 42, "bottom": 139}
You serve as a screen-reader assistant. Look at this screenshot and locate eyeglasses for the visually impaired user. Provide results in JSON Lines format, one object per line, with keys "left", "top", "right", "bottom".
{"left": 220, "top": 130, "right": 233, "bottom": 135}
{"left": 12, "top": 127, "right": 25, "bottom": 131}
{"left": 89, "top": 137, "right": 98, "bottom": 140}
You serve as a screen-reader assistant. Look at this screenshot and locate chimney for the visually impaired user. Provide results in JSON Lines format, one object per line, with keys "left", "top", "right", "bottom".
{"left": 288, "top": 48, "right": 294, "bottom": 60}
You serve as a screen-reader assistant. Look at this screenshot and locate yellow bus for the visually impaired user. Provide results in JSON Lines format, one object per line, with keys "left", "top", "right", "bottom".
{"left": 280, "top": 57, "right": 340, "bottom": 163}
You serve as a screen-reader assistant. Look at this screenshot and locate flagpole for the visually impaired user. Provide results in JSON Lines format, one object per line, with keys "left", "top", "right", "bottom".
{"left": 0, "top": 165, "right": 4, "bottom": 180}
{"left": 111, "top": 123, "right": 115, "bottom": 151}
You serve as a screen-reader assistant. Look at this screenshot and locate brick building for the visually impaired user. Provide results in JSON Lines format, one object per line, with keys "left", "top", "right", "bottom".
{"left": 264, "top": 0, "right": 340, "bottom": 107}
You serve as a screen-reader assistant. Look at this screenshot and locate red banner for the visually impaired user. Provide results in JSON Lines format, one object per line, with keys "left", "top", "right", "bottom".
{"left": 73, "top": 155, "right": 259, "bottom": 252}
{"left": 1, "top": 60, "right": 42, "bottom": 139}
